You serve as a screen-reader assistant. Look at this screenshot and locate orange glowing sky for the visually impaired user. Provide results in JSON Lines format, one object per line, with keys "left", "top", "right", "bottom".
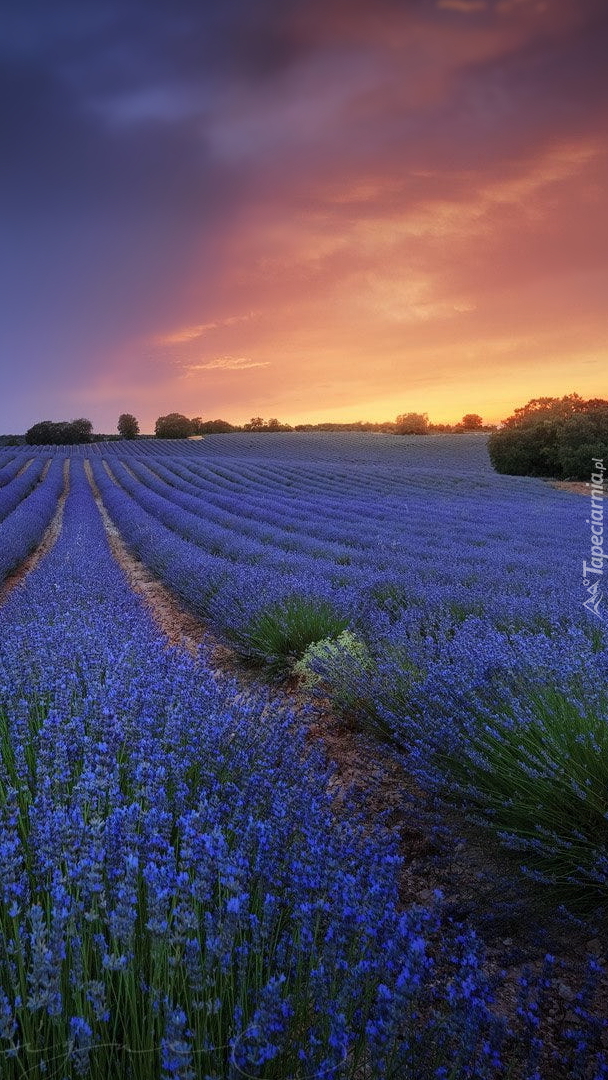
{"left": 1, "top": 0, "right": 607, "bottom": 431}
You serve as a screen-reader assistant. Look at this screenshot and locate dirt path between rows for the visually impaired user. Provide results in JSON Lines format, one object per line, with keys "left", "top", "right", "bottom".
{"left": 86, "top": 459, "right": 222, "bottom": 659}
{"left": 16, "top": 457, "right": 34, "bottom": 477}
{"left": 0, "top": 459, "right": 69, "bottom": 605}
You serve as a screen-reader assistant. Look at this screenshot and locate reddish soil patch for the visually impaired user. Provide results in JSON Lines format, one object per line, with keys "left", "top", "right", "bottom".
{"left": 0, "top": 459, "right": 69, "bottom": 604}
{"left": 545, "top": 479, "right": 602, "bottom": 496}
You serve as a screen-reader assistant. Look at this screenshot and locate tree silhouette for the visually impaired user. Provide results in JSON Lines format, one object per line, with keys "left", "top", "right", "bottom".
{"left": 117, "top": 413, "right": 139, "bottom": 439}
{"left": 70, "top": 418, "right": 93, "bottom": 443}
{"left": 155, "top": 413, "right": 193, "bottom": 438}
{"left": 395, "top": 412, "right": 428, "bottom": 435}
{"left": 25, "top": 418, "right": 93, "bottom": 444}
{"left": 461, "top": 414, "right": 483, "bottom": 430}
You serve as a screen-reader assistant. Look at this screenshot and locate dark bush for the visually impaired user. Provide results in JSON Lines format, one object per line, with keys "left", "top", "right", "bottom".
{"left": 25, "top": 418, "right": 93, "bottom": 444}
{"left": 155, "top": 413, "right": 194, "bottom": 438}
{"left": 489, "top": 395, "right": 608, "bottom": 479}
{"left": 153, "top": 413, "right": 234, "bottom": 437}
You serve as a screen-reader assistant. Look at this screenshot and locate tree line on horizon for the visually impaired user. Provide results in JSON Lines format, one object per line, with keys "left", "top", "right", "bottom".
{"left": 15, "top": 411, "right": 492, "bottom": 445}
{"left": 154, "top": 410, "right": 492, "bottom": 437}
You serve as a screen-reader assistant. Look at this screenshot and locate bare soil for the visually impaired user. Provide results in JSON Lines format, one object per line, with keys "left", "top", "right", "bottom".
{"left": 85, "top": 459, "right": 226, "bottom": 659}
{"left": 16, "top": 457, "right": 34, "bottom": 477}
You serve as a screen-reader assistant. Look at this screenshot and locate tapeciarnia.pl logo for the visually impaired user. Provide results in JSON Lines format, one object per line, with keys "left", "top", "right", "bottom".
{"left": 582, "top": 458, "right": 606, "bottom": 619}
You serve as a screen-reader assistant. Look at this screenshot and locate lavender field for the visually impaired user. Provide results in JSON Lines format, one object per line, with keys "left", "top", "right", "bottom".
{"left": 0, "top": 433, "right": 606, "bottom": 1078}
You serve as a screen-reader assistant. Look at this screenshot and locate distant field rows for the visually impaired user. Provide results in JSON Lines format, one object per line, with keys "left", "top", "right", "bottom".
{"left": 0, "top": 433, "right": 585, "bottom": 627}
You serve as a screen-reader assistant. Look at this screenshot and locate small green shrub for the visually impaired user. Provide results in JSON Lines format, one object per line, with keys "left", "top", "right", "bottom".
{"left": 436, "top": 685, "right": 608, "bottom": 909}
{"left": 231, "top": 595, "right": 349, "bottom": 675}
{"left": 294, "top": 629, "right": 373, "bottom": 698}
{"left": 294, "top": 633, "right": 424, "bottom": 743}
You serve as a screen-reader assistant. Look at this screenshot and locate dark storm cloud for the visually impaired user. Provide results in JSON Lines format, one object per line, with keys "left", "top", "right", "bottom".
{"left": 3, "top": 0, "right": 606, "bottom": 215}
{"left": 0, "top": 1, "right": 266, "bottom": 412}
{"left": 1, "top": 7, "right": 227, "bottom": 215}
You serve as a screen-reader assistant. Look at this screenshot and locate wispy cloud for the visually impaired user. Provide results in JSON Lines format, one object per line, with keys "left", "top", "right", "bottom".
{"left": 154, "top": 313, "right": 258, "bottom": 347}
{"left": 156, "top": 325, "right": 210, "bottom": 345}
{"left": 184, "top": 356, "right": 271, "bottom": 373}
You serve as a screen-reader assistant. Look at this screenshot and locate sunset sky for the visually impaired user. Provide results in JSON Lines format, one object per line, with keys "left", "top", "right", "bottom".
{"left": 1, "top": 0, "right": 607, "bottom": 433}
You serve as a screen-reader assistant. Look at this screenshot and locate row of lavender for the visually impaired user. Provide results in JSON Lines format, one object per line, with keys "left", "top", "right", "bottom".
{"left": 0, "top": 456, "right": 65, "bottom": 585}
{"left": 0, "top": 457, "right": 588, "bottom": 1080}
{"left": 0, "top": 459, "right": 47, "bottom": 520}
{"left": 0, "top": 454, "right": 25, "bottom": 486}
